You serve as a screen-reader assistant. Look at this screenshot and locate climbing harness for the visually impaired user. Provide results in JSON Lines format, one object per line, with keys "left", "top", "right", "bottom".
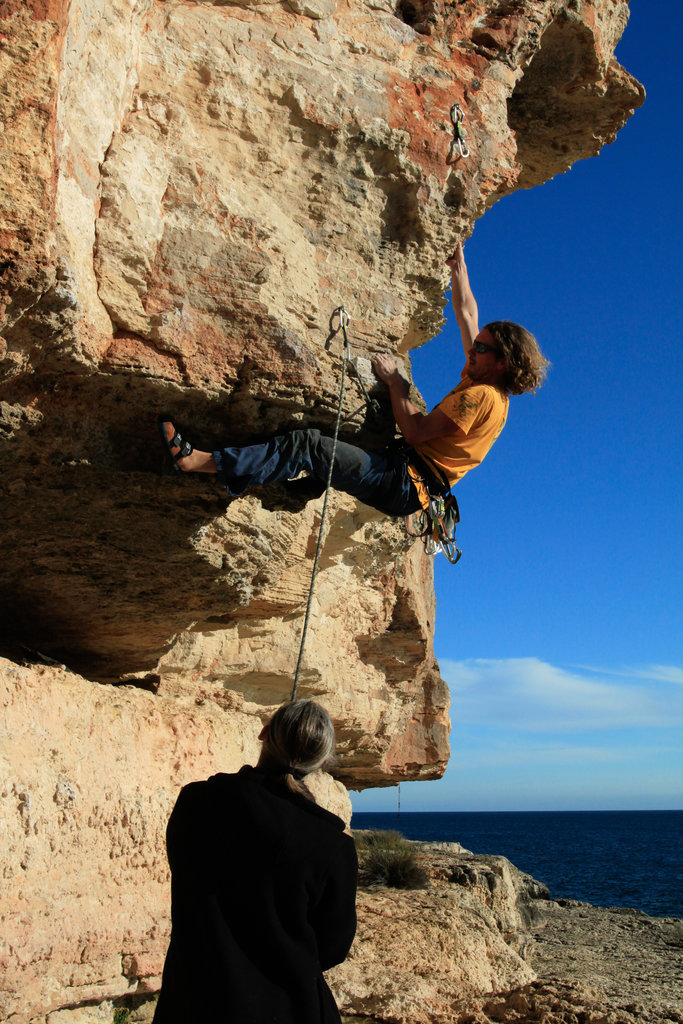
{"left": 403, "top": 448, "right": 462, "bottom": 565}
{"left": 447, "top": 102, "right": 470, "bottom": 162}
{"left": 290, "top": 307, "right": 352, "bottom": 702}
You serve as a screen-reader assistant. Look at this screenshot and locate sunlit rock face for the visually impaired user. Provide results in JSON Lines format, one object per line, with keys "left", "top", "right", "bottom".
{"left": 0, "top": 0, "right": 642, "bottom": 769}
{"left": 0, "top": 0, "right": 642, "bottom": 1019}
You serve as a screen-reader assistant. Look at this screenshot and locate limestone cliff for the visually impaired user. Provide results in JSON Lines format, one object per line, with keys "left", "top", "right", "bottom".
{"left": 0, "top": 1, "right": 643, "bottom": 1020}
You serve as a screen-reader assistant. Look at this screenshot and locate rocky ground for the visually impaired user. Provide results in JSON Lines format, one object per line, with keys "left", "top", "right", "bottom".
{"left": 338, "top": 842, "right": 683, "bottom": 1024}
{"left": 19, "top": 838, "right": 680, "bottom": 1023}
{"left": 523, "top": 898, "right": 683, "bottom": 1024}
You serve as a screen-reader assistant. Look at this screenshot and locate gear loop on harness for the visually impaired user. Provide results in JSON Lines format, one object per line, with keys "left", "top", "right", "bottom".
{"left": 405, "top": 502, "right": 462, "bottom": 564}
{"left": 402, "top": 446, "right": 462, "bottom": 565}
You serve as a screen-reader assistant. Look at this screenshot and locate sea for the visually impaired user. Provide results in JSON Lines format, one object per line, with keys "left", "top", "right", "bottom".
{"left": 351, "top": 809, "right": 683, "bottom": 919}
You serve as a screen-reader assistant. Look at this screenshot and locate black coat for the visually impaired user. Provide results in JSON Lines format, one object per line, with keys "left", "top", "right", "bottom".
{"left": 153, "top": 766, "right": 358, "bottom": 1024}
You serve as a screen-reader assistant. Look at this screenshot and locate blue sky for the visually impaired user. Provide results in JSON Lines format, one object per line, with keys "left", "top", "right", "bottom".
{"left": 352, "top": 2, "right": 683, "bottom": 812}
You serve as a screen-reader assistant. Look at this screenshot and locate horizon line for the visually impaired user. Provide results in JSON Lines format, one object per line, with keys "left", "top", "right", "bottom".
{"left": 351, "top": 807, "right": 683, "bottom": 814}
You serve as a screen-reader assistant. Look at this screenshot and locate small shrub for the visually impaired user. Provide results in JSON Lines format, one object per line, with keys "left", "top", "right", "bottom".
{"left": 113, "top": 1009, "right": 130, "bottom": 1024}
{"left": 353, "top": 829, "right": 409, "bottom": 854}
{"left": 354, "top": 830, "right": 428, "bottom": 890}
{"left": 360, "top": 847, "right": 428, "bottom": 890}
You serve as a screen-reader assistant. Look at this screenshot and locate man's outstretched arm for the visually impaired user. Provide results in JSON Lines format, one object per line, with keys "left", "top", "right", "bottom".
{"left": 371, "top": 354, "right": 457, "bottom": 446}
{"left": 446, "top": 242, "right": 479, "bottom": 356}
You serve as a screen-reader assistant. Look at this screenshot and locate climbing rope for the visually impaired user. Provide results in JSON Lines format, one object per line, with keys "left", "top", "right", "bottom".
{"left": 290, "top": 307, "right": 351, "bottom": 703}
{"left": 448, "top": 102, "right": 470, "bottom": 161}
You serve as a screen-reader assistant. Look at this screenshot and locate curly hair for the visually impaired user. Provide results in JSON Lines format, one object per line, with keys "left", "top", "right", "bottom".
{"left": 484, "top": 320, "right": 550, "bottom": 395}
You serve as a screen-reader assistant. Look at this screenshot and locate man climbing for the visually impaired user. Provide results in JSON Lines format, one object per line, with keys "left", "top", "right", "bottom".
{"left": 160, "top": 243, "right": 549, "bottom": 516}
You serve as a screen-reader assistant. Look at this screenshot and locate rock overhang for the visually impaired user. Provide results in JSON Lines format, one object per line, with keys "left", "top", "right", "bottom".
{"left": 0, "top": 0, "right": 643, "bottom": 782}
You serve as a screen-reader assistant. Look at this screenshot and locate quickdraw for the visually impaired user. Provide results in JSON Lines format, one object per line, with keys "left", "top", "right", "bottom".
{"left": 448, "top": 102, "right": 470, "bottom": 162}
{"left": 405, "top": 490, "right": 462, "bottom": 565}
{"left": 339, "top": 311, "right": 382, "bottom": 423}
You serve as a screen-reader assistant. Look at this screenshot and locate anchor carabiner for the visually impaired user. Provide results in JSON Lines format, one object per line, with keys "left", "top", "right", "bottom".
{"left": 334, "top": 307, "right": 351, "bottom": 331}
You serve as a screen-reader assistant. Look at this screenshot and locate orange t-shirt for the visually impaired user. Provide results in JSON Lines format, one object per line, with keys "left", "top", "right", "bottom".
{"left": 411, "top": 369, "right": 509, "bottom": 495}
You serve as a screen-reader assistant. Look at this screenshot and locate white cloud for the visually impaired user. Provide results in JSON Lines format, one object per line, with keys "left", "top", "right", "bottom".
{"left": 354, "top": 659, "right": 683, "bottom": 812}
{"left": 438, "top": 656, "right": 683, "bottom": 732}
{"left": 575, "top": 663, "right": 683, "bottom": 685}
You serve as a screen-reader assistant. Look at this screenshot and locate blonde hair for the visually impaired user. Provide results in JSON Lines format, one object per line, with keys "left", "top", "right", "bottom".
{"left": 260, "top": 700, "right": 335, "bottom": 800}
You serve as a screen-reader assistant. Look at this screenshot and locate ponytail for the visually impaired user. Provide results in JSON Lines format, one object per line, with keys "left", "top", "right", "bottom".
{"left": 260, "top": 701, "right": 336, "bottom": 802}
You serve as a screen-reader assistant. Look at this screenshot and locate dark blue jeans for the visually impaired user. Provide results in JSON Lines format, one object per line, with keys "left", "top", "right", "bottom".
{"left": 213, "top": 429, "right": 421, "bottom": 517}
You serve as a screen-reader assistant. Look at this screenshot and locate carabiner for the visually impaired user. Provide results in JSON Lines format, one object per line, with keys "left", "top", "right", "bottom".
{"left": 448, "top": 102, "right": 470, "bottom": 160}
{"left": 450, "top": 102, "right": 464, "bottom": 128}
{"left": 334, "top": 307, "right": 351, "bottom": 331}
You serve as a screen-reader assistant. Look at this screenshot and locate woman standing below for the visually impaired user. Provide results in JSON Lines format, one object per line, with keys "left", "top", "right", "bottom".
{"left": 153, "top": 700, "right": 357, "bottom": 1024}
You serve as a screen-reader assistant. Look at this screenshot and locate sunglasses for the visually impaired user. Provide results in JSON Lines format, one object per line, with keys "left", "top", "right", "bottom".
{"left": 472, "top": 340, "right": 501, "bottom": 355}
